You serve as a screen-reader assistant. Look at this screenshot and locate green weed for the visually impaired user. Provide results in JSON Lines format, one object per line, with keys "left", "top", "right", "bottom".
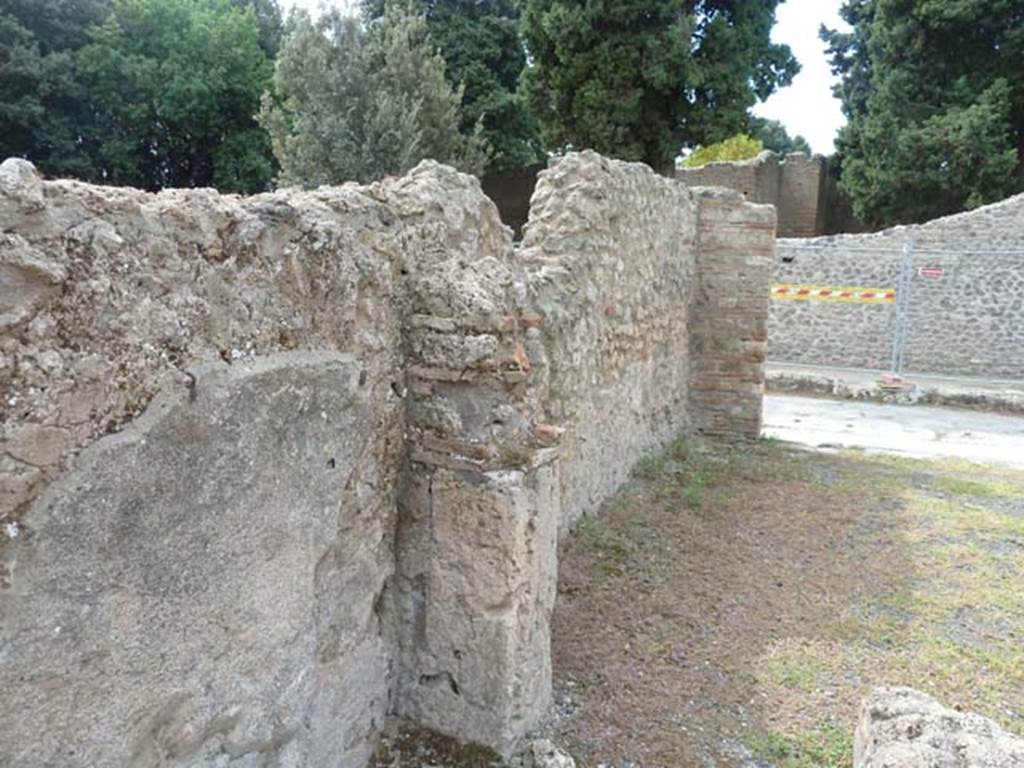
{"left": 750, "top": 723, "right": 852, "bottom": 768}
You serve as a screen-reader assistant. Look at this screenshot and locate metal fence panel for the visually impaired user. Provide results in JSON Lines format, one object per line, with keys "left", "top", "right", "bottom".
{"left": 768, "top": 241, "right": 1024, "bottom": 379}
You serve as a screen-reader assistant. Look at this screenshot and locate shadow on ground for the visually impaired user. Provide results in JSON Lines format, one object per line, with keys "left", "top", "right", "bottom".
{"left": 548, "top": 438, "right": 1024, "bottom": 767}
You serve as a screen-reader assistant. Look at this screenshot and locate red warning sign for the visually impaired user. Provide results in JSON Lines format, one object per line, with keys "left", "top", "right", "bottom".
{"left": 918, "top": 267, "right": 945, "bottom": 279}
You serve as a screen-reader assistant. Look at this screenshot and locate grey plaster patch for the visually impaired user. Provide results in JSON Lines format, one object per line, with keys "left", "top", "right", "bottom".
{"left": 0, "top": 352, "right": 392, "bottom": 768}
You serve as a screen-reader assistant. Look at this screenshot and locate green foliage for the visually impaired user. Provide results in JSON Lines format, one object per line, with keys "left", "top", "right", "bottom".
{"left": 1, "top": 0, "right": 277, "bottom": 193}
{"left": 749, "top": 116, "right": 812, "bottom": 155}
{"left": 75, "top": 0, "right": 275, "bottom": 193}
{"left": 363, "top": 0, "right": 544, "bottom": 172}
{"left": 0, "top": 0, "right": 110, "bottom": 52}
{"left": 262, "top": 4, "right": 489, "bottom": 187}
{"left": 633, "top": 453, "right": 668, "bottom": 481}
{"left": 680, "top": 469, "right": 708, "bottom": 508}
{"left": 520, "top": 0, "right": 798, "bottom": 173}
{"left": 372, "top": 726, "right": 505, "bottom": 768}
{"left": 824, "top": 0, "right": 1024, "bottom": 227}
{"left": 230, "top": 0, "right": 284, "bottom": 57}
{"left": 576, "top": 517, "right": 630, "bottom": 578}
{"left": 683, "top": 134, "right": 764, "bottom": 168}
{"left": 0, "top": 0, "right": 110, "bottom": 178}
{"left": 750, "top": 723, "right": 853, "bottom": 768}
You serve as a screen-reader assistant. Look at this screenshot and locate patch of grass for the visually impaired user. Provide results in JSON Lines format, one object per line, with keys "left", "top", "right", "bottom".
{"left": 576, "top": 517, "right": 630, "bottom": 577}
{"left": 823, "top": 475, "right": 1024, "bottom": 731}
{"left": 633, "top": 453, "right": 668, "bottom": 480}
{"left": 716, "top": 438, "right": 813, "bottom": 484}
{"left": 371, "top": 725, "right": 503, "bottom": 768}
{"left": 667, "top": 437, "right": 692, "bottom": 463}
{"left": 931, "top": 476, "right": 1020, "bottom": 499}
{"left": 681, "top": 469, "right": 708, "bottom": 508}
{"left": 906, "top": 492, "right": 1024, "bottom": 539}
{"left": 552, "top": 435, "right": 1024, "bottom": 766}
{"left": 857, "top": 452, "right": 1024, "bottom": 486}
{"left": 631, "top": 436, "right": 717, "bottom": 506}
{"left": 750, "top": 723, "right": 853, "bottom": 768}
{"left": 757, "top": 639, "right": 835, "bottom": 693}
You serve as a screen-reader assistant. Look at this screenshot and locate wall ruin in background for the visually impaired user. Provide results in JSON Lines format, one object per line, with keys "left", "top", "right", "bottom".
{"left": 0, "top": 152, "right": 773, "bottom": 767}
{"left": 676, "top": 150, "right": 864, "bottom": 238}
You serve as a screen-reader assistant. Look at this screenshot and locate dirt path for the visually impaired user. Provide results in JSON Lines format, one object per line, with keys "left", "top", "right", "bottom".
{"left": 548, "top": 439, "right": 1024, "bottom": 767}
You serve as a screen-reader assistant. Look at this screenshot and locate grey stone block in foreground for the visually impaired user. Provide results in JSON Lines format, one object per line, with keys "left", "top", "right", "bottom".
{"left": 855, "top": 687, "right": 1024, "bottom": 768}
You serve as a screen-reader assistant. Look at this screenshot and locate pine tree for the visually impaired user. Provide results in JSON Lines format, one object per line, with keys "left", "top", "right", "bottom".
{"left": 824, "top": 0, "right": 1024, "bottom": 226}
{"left": 362, "top": 0, "right": 544, "bottom": 172}
{"left": 520, "top": 0, "right": 797, "bottom": 174}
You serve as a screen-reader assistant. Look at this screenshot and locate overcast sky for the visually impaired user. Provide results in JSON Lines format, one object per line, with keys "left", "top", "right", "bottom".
{"left": 278, "top": 0, "right": 849, "bottom": 155}
{"left": 753, "top": 0, "right": 849, "bottom": 154}
{"left": 282, "top": 0, "right": 354, "bottom": 13}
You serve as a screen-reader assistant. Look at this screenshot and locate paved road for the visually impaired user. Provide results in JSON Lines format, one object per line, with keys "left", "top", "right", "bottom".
{"left": 763, "top": 394, "right": 1024, "bottom": 469}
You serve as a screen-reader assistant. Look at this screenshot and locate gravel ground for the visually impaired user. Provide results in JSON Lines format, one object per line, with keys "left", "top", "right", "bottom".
{"left": 545, "top": 438, "right": 1024, "bottom": 767}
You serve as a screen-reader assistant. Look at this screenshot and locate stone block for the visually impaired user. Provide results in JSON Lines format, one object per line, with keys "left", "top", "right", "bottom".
{"left": 855, "top": 687, "right": 1024, "bottom": 768}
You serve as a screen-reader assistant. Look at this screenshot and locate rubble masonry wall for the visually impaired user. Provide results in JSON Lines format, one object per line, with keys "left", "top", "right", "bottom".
{"left": 0, "top": 152, "right": 773, "bottom": 767}
{"left": 770, "top": 193, "right": 1024, "bottom": 378}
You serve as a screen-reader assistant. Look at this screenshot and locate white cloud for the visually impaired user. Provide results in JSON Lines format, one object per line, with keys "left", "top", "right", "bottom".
{"left": 753, "top": 0, "right": 850, "bottom": 155}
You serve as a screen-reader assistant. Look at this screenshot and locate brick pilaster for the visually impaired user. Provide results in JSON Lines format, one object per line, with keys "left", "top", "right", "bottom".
{"left": 689, "top": 189, "right": 776, "bottom": 439}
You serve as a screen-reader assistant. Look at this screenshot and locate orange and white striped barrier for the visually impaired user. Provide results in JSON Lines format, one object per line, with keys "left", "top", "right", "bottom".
{"left": 771, "top": 283, "right": 896, "bottom": 304}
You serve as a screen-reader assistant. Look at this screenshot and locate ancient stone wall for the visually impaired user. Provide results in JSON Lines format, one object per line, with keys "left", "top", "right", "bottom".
{"left": 775, "top": 153, "right": 827, "bottom": 238}
{"left": 0, "top": 156, "right": 492, "bottom": 768}
{"left": 677, "top": 151, "right": 778, "bottom": 208}
{"left": 0, "top": 157, "right": 413, "bottom": 768}
{"left": 519, "top": 154, "right": 697, "bottom": 531}
{"left": 677, "top": 151, "right": 829, "bottom": 237}
{"left": 770, "top": 193, "right": 1024, "bottom": 378}
{"left": 0, "top": 152, "right": 773, "bottom": 767}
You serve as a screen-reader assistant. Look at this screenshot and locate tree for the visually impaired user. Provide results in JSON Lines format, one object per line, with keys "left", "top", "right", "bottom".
{"left": 261, "top": 5, "right": 489, "bottom": 187}
{"left": 74, "top": 0, "right": 275, "bottom": 193}
{"left": 749, "top": 116, "right": 811, "bottom": 155}
{"left": 363, "top": 0, "right": 544, "bottom": 172}
{"left": 1, "top": 0, "right": 277, "bottom": 193}
{"left": 231, "top": 0, "right": 284, "bottom": 57}
{"left": 824, "top": 0, "right": 1024, "bottom": 227}
{"left": 682, "top": 134, "right": 763, "bottom": 168}
{"left": 520, "top": 0, "right": 797, "bottom": 174}
{"left": 0, "top": 0, "right": 110, "bottom": 178}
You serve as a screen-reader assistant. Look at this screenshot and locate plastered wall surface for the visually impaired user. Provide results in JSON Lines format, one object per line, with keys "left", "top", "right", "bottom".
{"left": 770, "top": 193, "right": 1024, "bottom": 378}
{"left": 0, "top": 152, "right": 773, "bottom": 767}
